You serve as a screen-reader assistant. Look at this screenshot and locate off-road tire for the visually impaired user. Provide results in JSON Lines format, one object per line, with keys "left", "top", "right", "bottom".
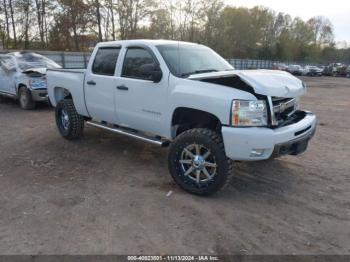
{"left": 55, "top": 99, "right": 84, "bottom": 140}
{"left": 168, "top": 128, "right": 233, "bottom": 196}
{"left": 18, "top": 86, "right": 36, "bottom": 110}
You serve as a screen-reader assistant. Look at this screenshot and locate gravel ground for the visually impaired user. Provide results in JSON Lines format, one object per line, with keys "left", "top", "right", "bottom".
{"left": 0, "top": 77, "right": 349, "bottom": 255}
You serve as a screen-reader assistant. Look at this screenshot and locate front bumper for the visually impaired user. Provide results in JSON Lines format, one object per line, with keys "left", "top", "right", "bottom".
{"left": 30, "top": 88, "right": 48, "bottom": 102}
{"left": 222, "top": 111, "right": 317, "bottom": 161}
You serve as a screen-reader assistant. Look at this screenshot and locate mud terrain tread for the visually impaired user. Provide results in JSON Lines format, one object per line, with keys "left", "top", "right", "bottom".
{"left": 56, "top": 99, "right": 84, "bottom": 140}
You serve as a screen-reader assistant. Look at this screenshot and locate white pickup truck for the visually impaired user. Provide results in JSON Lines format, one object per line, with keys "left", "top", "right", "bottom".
{"left": 47, "top": 40, "right": 316, "bottom": 195}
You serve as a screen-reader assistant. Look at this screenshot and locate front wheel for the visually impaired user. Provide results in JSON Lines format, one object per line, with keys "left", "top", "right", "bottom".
{"left": 55, "top": 99, "right": 84, "bottom": 140}
{"left": 18, "top": 86, "right": 36, "bottom": 110}
{"left": 168, "top": 128, "right": 233, "bottom": 196}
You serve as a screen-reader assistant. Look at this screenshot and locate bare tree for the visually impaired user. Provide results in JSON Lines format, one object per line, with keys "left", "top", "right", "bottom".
{"left": 34, "top": 0, "right": 47, "bottom": 47}
{"left": 0, "top": 0, "right": 340, "bottom": 63}
{"left": 116, "top": 0, "right": 156, "bottom": 39}
{"left": 58, "top": 0, "right": 91, "bottom": 51}
{"left": 308, "top": 16, "right": 334, "bottom": 46}
{"left": 8, "top": 0, "right": 17, "bottom": 47}
{"left": 107, "top": 0, "right": 116, "bottom": 40}
{"left": 94, "top": 0, "right": 103, "bottom": 41}
{"left": 23, "top": 0, "right": 31, "bottom": 48}
{"left": 200, "top": 0, "right": 224, "bottom": 45}
{"left": 2, "top": 0, "right": 11, "bottom": 48}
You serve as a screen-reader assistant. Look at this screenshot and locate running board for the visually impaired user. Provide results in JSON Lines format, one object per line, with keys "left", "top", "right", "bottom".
{"left": 86, "top": 121, "right": 170, "bottom": 147}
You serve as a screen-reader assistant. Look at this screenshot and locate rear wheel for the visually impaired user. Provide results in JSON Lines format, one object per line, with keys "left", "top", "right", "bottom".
{"left": 55, "top": 99, "right": 84, "bottom": 140}
{"left": 168, "top": 128, "right": 233, "bottom": 196}
{"left": 18, "top": 86, "right": 36, "bottom": 110}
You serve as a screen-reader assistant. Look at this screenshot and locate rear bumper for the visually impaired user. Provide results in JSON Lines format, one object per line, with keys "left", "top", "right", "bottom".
{"left": 31, "top": 88, "right": 48, "bottom": 102}
{"left": 222, "top": 111, "right": 317, "bottom": 161}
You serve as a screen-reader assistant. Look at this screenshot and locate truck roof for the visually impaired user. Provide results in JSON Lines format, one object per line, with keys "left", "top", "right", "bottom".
{"left": 97, "top": 39, "right": 200, "bottom": 48}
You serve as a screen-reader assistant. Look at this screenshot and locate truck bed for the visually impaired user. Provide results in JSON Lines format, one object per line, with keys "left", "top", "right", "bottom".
{"left": 47, "top": 68, "right": 89, "bottom": 116}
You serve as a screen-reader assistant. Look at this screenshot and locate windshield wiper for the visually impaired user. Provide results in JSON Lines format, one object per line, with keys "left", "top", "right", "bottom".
{"left": 181, "top": 69, "right": 218, "bottom": 77}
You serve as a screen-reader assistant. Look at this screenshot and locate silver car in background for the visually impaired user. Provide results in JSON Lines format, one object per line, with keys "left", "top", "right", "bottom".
{"left": 286, "top": 64, "right": 307, "bottom": 76}
{"left": 0, "top": 52, "right": 61, "bottom": 109}
{"left": 304, "top": 65, "right": 323, "bottom": 76}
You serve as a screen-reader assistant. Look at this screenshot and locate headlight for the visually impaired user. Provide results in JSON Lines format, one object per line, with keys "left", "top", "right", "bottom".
{"left": 231, "top": 100, "right": 268, "bottom": 126}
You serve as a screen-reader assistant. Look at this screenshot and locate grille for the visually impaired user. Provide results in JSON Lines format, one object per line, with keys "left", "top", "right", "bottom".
{"left": 271, "top": 97, "right": 297, "bottom": 125}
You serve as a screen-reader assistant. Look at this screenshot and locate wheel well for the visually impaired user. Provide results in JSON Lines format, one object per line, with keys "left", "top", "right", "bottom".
{"left": 171, "top": 107, "right": 221, "bottom": 137}
{"left": 54, "top": 87, "right": 72, "bottom": 104}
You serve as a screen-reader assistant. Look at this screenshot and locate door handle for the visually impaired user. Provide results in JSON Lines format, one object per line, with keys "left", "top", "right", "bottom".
{"left": 117, "top": 85, "right": 129, "bottom": 91}
{"left": 87, "top": 80, "right": 96, "bottom": 85}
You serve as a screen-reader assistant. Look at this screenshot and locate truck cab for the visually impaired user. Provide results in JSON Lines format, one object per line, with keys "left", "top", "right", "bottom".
{"left": 47, "top": 40, "right": 317, "bottom": 195}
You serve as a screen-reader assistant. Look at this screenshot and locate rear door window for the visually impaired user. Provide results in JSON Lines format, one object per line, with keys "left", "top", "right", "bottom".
{"left": 92, "top": 47, "right": 120, "bottom": 76}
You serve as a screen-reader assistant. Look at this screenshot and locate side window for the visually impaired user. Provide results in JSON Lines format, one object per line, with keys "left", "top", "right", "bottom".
{"left": 92, "top": 47, "right": 120, "bottom": 76}
{"left": 122, "top": 47, "right": 156, "bottom": 80}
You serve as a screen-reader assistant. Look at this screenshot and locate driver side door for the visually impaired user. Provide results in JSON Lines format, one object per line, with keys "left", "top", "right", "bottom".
{"left": 114, "top": 46, "right": 168, "bottom": 136}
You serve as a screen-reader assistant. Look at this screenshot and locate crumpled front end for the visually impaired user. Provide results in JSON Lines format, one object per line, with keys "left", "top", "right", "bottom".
{"left": 18, "top": 69, "right": 48, "bottom": 102}
{"left": 189, "top": 69, "right": 316, "bottom": 160}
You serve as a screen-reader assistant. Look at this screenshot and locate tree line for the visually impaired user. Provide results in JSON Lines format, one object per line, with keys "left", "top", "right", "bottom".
{"left": 1, "top": 0, "right": 349, "bottom": 64}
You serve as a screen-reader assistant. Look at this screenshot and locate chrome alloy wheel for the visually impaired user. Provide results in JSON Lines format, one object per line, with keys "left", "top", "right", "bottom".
{"left": 179, "top": 144, "right": 218, "bottom": 184}
{"left": 59, "top": 108, "right": 70, "bottom": 131}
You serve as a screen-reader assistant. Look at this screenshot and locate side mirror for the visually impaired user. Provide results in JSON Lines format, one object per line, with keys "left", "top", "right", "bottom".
{"left": 139, "top": 63, "right": 163, "bottom": 83}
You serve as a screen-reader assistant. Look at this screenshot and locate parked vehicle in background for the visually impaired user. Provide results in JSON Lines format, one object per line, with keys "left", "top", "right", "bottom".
{"left": 323, "top": 63, "right": 348, "bottom": 77}
{"left": 272, "top": 63, "right": 288, "bottom": 71}
{"left": 47, "top": 40, "right": 316, "bottom": 196}
{"left": 0, "top": 52, "right": 61, "bottom": 109}
{"left": 286, "top": 65, "right": 306, "bottom": 76}
{"left": 346, "top": 66, "right": 350, "bottom": 78}
{"left": 304, "top": 65, "right": 323, "bottom": 76}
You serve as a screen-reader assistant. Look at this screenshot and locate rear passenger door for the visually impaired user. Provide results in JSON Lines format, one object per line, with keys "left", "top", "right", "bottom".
{"left": 114, "top": 46, "right": 168, "bottom": 135}
{"left": 85, "top": 46, "right": 121, "bottom": 123}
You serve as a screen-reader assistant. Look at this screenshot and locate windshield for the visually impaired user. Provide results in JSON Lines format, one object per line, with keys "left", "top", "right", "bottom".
{"left": 157, "top": 44, "right": 234, "bottom": 77}
{"left": 13, "top": 53, "right": 61, "bottom": 71}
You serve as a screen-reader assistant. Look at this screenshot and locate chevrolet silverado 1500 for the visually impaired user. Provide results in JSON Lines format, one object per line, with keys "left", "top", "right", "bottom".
{"left": 47, "top": 40, "right": 317, "bottom": 195}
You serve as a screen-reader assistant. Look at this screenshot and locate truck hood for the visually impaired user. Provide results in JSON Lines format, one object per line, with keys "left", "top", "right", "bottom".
{"left": 189, "top": 70, "right": 306, "bottom": 97}
{"left": 22, "top": 67, "right": 47, "bottom": 75}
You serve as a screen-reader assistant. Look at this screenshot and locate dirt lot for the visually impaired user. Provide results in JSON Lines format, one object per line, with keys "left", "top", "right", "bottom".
{"left": 0, "top": 77, "right": 349, "bottom": 255}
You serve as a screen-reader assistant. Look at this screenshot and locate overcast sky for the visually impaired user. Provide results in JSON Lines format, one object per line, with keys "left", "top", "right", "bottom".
{"left": 225, "top": 0, "right": 350, "bottom": 44}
